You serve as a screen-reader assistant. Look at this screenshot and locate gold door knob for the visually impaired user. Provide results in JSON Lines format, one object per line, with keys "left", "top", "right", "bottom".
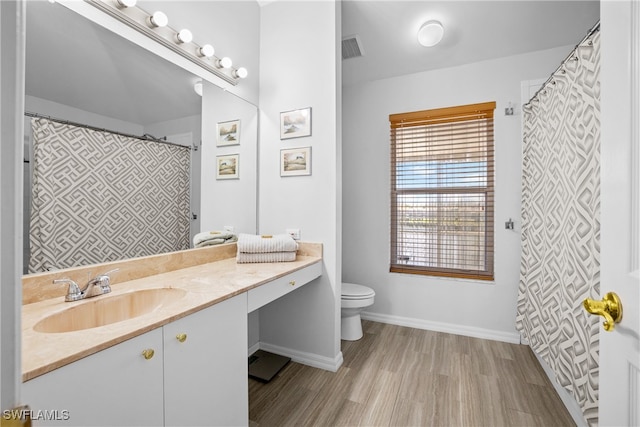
{"left": 142, "top": 349, "right": 155, "bottom": 360}
{"left": 289, "top": 280, "right": 296, "bottom": 286}
{"left": 176, "top": 333, "right": 187, "bottom": 343}
{"left": 583, "top": 292, "right": 623, "bottom": 331}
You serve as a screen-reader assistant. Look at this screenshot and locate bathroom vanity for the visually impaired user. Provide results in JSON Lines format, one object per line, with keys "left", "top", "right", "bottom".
{"left": 20, "top": 242, "right": 322, "bottom": 426}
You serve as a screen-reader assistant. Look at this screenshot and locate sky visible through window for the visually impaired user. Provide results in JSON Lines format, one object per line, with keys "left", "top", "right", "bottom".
{"left": 396, "top": 160, "right": 487, "bottom": 190}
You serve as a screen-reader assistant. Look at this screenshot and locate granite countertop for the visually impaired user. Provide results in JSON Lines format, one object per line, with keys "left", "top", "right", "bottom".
{"left": 22, "top": 243, "right": 322, "bottom": 382}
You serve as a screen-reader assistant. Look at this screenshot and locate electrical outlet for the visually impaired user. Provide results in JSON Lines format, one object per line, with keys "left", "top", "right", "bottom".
{"left": 224, "top": 225, "right": 234, "bottom": 233}
{"left": 286, "top": 228, "right": 300, "bottom": 240}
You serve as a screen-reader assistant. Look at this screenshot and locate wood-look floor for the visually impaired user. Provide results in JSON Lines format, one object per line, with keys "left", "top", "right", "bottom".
{"left": 249, "top": 321, "right": 576, "bottom": 427}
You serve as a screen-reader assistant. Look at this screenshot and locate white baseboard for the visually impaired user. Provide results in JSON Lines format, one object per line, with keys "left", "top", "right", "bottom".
{"left": 360, "top": 311, "right": 521, "bottom": 344}
{"left": 530, "top": 349, "right": 587, "bottom": 427}
{"left": 248, "top": 342, "right": 260, "bottom": 356}
{"left": 255, "top": 342, "right": 344, "bottom": 372}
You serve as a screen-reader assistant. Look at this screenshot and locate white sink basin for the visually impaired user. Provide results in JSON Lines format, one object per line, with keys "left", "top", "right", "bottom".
{"left": 34, "top": 288, "right": 187, "bottom": 333}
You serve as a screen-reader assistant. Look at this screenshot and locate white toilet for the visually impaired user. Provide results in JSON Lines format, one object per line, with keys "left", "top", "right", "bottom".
{"left": 341, "top": 282, "right": 375, "bottom": 341}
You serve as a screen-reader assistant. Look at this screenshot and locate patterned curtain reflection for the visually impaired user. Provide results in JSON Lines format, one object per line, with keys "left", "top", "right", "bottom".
{"left": 516, "top": 29, "right": 600, "bottom": 426}
{"left": 29, "top": 118, "right": 191, "bottom": 273}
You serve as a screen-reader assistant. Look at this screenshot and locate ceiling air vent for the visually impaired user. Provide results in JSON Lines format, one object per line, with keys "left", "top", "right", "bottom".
{"left": 342, "top": 35, "right": 364, "bottom": 60}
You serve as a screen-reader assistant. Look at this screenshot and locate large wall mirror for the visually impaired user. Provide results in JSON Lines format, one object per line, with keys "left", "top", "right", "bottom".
{"left": 23, "top": 0, "right": 258, "bottom": 275}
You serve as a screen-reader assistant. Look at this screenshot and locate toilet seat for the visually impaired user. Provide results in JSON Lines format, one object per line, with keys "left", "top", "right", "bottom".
{"left": 342, "top": 283, "right": 375, "bottom": 300}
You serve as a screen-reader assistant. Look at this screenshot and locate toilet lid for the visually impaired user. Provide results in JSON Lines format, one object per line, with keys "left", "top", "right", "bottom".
{"left": 342, "top": 283, "right": 375, "bottom": 299}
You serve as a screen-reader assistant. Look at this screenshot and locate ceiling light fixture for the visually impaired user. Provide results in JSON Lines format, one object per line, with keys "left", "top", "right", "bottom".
{"left": 148, "top": 11, "right": 168, "bottom": 28}
{"left": 418, "top": 20, "right": 444, "bottom": 47}
{"left": 175, "top": 29, "right": 193, "bottom": 44}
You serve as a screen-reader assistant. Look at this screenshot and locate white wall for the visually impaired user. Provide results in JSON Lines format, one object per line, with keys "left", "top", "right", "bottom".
{"left": 342, "top": 45, "right": 573, "bottom": 342}
{"left": 1, "top": 0, "right": 26, "bottom": 408}
{"left": 145, "top": 115, "right": 201, "bottom": 146}
{"left": 256, "top": 0, "right": 342, "bottom": 369}
{"left": 25, "top": 96, "right": 144, "bottom": 136}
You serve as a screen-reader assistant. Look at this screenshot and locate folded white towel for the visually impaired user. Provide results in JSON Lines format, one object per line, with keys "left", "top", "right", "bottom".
{"left": 236, "top": 251, "right": 297, "bottom": 263}
{"left": 237, "top": 233, "right": 298, "bottom": 254}
{"left": 193, "top": 231, "right": 237, "bottom": 248}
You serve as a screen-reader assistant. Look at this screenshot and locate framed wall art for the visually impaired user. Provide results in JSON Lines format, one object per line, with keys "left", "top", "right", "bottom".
{"left": 280, "top": 107, "right": 311, "bottom": 140}
{"left": 280, "top": 147, "right": 311, "bottom": 177}
{"left": 216, "top": 154, "right": 239, "bottom": 180}
{"left": 216, "top": 119, "right": 240, "bottom": 146}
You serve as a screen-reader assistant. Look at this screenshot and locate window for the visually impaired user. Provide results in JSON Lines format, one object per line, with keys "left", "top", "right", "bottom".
{"left": 390, "top": 101, "right": 495, "bottom": 280}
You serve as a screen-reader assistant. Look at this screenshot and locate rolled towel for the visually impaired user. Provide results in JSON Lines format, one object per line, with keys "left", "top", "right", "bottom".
{"left": 236, "top": 251, "right": 297, "bottom": 264}
{"left": 237, "top": 233, "right": 298, "bottom": 254}
{"left": 193, "top": 231, "right": 237, "bottom": 248}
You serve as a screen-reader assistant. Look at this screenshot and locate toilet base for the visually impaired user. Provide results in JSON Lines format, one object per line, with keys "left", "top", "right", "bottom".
{"left": 341, "top": 313, "right": 364, "bottom": 341}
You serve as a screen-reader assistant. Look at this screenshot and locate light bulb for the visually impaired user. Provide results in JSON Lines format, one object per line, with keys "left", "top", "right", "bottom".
{"left": 148, "top": 11, "right": 168, "bottom": 28}
{"left": 215, "top": 57, "right": 232, "bottom": 69}
{"left": 176, "top": 29, "right": 193, "bottom": 44}
{"left": 198, "top": 44, "right": 215, "bottom": 58}
{"left": 116, "top": 0, "right": 136, "bottom": 7}
{"left": 232, "top": 67, "right": 248, "bottom": 79}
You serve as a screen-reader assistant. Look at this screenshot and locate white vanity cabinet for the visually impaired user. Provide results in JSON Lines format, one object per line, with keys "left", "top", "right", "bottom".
{"left": 23, "top": 328, "right": 165, "bottom": 426}
{"left": 163, "top": 294, "right": 247, "bottom": 426}
{"left": 22, "top": 260, "right": 322, "bottom": 427}
{"left": 247, "top": 261, "right": 322, "bottom": 312}
{"left": 23, "top": 294, "right": 248, "bottom": 427}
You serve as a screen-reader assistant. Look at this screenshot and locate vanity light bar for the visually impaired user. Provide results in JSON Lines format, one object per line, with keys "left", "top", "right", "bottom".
{"left": 85, "top": 0, "right": 248, "bottom": 84}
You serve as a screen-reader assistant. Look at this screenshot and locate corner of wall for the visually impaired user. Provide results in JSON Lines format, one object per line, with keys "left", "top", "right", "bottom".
{"left": 256, "top": 0, "right": 341, "bottom": 365}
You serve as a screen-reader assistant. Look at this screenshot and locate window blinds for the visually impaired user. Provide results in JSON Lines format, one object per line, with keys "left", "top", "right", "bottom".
{"left": 390, "top": 102, "right": 495, "bottom": 280}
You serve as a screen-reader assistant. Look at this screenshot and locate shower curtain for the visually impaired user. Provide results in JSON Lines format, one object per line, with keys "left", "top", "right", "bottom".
{"left": 29, "top": 117, "right": 191, "bottom": 273}
{"left": 516, "top": 29, "right": 600, "bottom": 426}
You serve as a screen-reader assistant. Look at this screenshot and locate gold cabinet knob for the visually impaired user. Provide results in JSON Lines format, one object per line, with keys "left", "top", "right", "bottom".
{"left": 583, "top": 292, "right": 623, "bottom": 331}
{"left": 289, "top": 280, "right": 296, "bottom": 286}
{"left": 141, "top": 349, "right": 155, "bottom": 360}
{"left": 176, "top": 333, "right": 187, "bottom": 343}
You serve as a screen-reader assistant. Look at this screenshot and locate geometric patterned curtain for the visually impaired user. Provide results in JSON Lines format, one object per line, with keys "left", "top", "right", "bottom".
{"left": 29, "top": 117, "right": 191, "bottom": 273}
{"left": 516, "top": 28, "right": 600, "bottom": 427}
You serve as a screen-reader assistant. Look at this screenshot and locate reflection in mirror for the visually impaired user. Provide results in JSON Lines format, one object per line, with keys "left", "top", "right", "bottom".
{"left": 23, "top": 1, "right": 257, "bottom": 274}
{"left": 200, "top": 81, "right": 258, "bottom": 240}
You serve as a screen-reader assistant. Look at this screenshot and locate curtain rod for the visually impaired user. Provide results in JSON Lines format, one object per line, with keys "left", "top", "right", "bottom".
{"left": 524, "top": 20, "right": 601, "bottom": 109}
{"left": 24, "top": 111, "right": 190, "bottom": 150}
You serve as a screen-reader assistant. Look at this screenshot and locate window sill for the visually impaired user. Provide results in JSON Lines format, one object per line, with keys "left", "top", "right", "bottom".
{"left": 390, "top": 266, "right": 495, "bottom": 284}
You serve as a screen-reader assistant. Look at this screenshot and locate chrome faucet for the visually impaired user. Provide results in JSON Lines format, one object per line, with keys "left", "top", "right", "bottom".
{"left": 54, "top": 269, "right": 119, "bottom": 302}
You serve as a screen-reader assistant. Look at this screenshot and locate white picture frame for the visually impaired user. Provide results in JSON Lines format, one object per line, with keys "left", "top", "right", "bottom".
{"left": 216, "top": 119, "right": 240, "bottom": 146}
{"left": 280, "top": 147, "right": 311, "bottom": 176}
{"left": 280, "top": 107, "right": 311, "bottom": 140}
{"left": 216, "top": 154, "right": 239, "bottom": 180}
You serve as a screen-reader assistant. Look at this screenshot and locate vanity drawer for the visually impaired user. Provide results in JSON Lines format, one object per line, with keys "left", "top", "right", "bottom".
{"left": 247, "top": 261, "right": 321, "bottom": 312}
